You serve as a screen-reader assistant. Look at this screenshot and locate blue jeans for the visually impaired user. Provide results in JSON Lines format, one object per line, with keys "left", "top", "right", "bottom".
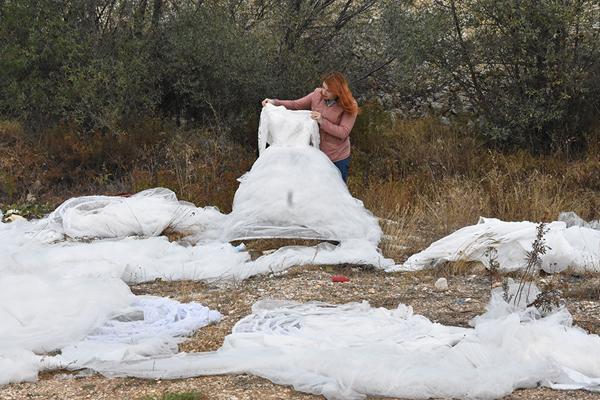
{"left": 333, "top": 157, "right": 351, "bottom": 183}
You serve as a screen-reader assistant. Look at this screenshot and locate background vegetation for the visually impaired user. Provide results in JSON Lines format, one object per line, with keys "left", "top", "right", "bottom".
{"left": 1, "top": 0, "right": 598, "bottom": 258}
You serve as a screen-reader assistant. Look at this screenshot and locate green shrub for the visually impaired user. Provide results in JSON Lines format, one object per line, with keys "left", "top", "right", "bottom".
{"left": 384, "top": 0, "right": 600, "bottom": 153}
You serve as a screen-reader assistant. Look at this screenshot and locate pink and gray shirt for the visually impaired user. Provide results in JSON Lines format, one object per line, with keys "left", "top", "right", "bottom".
{"left": 274, "top": 88, "right": 357, "bottom": 162}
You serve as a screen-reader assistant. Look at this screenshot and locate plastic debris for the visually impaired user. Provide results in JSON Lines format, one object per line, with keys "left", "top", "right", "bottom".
{"left": 331, "top": 275, "right": 350, "bottom": 283}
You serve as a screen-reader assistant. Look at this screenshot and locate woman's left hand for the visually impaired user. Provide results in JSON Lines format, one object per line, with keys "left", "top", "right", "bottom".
{"left": 310, "top": 111, "right": 322, "bottom": 123}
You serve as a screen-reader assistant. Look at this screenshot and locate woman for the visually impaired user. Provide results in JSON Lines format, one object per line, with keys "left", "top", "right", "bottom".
{"left": 262, "top": 72, "right": 359, "bottom": 183}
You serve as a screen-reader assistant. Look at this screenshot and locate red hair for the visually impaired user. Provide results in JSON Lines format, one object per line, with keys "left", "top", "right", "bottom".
{"left": 322, "top": 72, "right": 360, "bottom": 115}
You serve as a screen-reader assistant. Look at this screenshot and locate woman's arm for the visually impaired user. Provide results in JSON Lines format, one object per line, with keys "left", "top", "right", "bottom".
{"left": 319, "top": 110, "right": 357, "bottom": 140}
{"left": 274, "top": 89, "right": 317, "bottom": 110}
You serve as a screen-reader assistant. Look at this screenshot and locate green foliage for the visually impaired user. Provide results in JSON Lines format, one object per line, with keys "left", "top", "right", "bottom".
{"left": 0, "top": 202, "right": 54, "bottom": 219}
{"left": 143, "top": 391, "right": 206, "bottom": 400}
{"left": 384, "top": 0, "right": 600, "bottom": 153}
{"left": 0, "top": 0, "right": 383, "bottom": 143}
{"left": 2, "top": 0, "right": 597, "bottom": 156}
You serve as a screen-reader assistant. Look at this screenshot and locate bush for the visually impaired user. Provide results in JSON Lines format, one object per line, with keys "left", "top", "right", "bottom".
{"left": 384, "top": 0, "right": 600, "bottom": 153}
{"left": 0, "top": 0, "right": 384, "bottom": 145}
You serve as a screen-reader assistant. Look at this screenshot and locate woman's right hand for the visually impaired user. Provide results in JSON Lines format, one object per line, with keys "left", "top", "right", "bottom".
{"left": 262, "top": 98, "right": 275, "bottom": 107}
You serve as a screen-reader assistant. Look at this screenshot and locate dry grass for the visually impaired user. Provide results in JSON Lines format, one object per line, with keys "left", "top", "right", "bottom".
{"left": 0, "top": 121, "right": 47, "bottom": 201}
{"left": 348, "top": 106, "right": 599, "bottom": 262}
{"left": 564, "top": 274, "right": 600, "bottom": 301}
{"left": 0, "top": 119, "right": 255, "bottom": 211}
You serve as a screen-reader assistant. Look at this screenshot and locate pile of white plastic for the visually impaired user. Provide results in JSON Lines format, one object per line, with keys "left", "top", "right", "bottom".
{"left": 0, "top": 105, "right": 392, "bottom": 386}
{"left": 0, "top": 268, "right": 221, "bottom": 385}
{"left": 52, "top": 284, "right": 600, "bottom": 399}
{"left": 389, "top": 216, "right": 600, "bottom": 273}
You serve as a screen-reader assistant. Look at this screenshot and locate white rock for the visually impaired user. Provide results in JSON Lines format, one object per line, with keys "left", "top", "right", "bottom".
{"left": 434, "top": 277, "right": 448, "bottom": 291}
{"left": 430, "top": 101, "right": 444, "bottom": 111}
{"left": 4, "top": 214, "right": 26, "bottom": 223}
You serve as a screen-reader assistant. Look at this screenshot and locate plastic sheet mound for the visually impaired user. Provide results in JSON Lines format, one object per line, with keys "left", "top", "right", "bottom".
{"left": 224, "top": 104, "right": 382, "bottom": 243}
{"left": 67, "top": 287, "right": 600, "bottom": 399}
{"left": 46, "top": 187, "right": 226, "bottom": 241}
{"left": 389, "top": 217, "right": 600, "bottom": 273}
{"left": 0, "top": 272, "right": 221, "bottom": 385}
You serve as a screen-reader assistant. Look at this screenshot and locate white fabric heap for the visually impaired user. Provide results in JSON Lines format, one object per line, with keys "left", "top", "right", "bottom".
{"left": 559, "top": 211, "right": 600, "bottom": 230}
{"left": 0, "top": 268, "right": 221, "bottom": 385}
{"left": 0, "top": 222, "right": 392, "bottom": 287}
{"left": 389, "top": 217, "right": 600, "bottom": 273}
{"left": 74, "top": 289, "right": 600, "bottom": 399}
{"left": 257, "top": 105, "right": 320, "bottom": 154}
{"left": 42, "top": 297, "right": 221, "bottom": 373}
{"left": 223, "top": 104, "right": 382, "bottom": 243}
{"left": 46, "top": 187, "right": 225, "bottom": 241}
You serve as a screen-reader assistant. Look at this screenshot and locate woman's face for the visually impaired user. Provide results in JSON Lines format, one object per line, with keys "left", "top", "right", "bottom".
{"left": 320, "top": 82, "right": 336, "bottom": 100}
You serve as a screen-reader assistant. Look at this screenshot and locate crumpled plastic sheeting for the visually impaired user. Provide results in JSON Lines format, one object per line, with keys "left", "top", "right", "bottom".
{"left": 559, "top": 211, "right": 600, "bottom": 230}
{"left": 223, "top": 146, "right": 382, "bottom": 243}
{"left": 0, "top": 272, "right": 221, "bottom": 385}
{"left": 389, "top": 217, "right": 600, "bottom": 273}
{"left": 42, "top": 296, "right": 221, "bottom": 373}
{"left": 45, "top": 187, "right": 226, "bottom": 241}
{"left": 0, "top": 273, "right": 133, "bottom": 355}
{"left": 0, "top": 228, "right": 392, "bottom": 285}
{"left": 78, "top": 289, "right": 600, "bottom": 399}
{"left": 257, "top": 104, "right": 320, "bottom": 154}
{"left": 0, "top": 221, "right": 223, "bottom": 385}
{"left": 0, "top": 272, "right": 131, "bottom": 385}
{"left": 248, "top": 240, "right": 394, "bottom": 276}
{"left": 224, "top": 105, "right": 382, "bottom": 243}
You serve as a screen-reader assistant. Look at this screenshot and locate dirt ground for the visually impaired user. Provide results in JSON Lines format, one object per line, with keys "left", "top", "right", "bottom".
{"left": 1, "top": 262, "right": 599, "bottom": 400}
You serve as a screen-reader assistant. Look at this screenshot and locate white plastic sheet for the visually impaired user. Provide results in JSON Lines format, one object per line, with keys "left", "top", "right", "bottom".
{"left": 257, "top": 104, "right": 320, "bottom": 154}
{"left": 389, "top": 217, "right": 600, "bottom": 273}
{"left": 75, "top": 291, "right": 600, "bottom": 399}
{"left": 46, "top": 187, "right": 226, "bottom": 241}
{"left": 0, "top": 264, "right": 222, "bottom": 385}
{"left": 224, "top": 104, "right": 382, "bottom": 243}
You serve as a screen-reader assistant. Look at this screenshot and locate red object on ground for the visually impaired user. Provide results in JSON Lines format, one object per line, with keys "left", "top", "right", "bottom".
{"left": 331, "top": 275, "right": 350, "bottom": 283}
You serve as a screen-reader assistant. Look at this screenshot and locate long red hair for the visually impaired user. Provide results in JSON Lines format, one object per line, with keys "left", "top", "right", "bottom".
{"left": 322, "top": 72, "right": 360, "bottom": 115}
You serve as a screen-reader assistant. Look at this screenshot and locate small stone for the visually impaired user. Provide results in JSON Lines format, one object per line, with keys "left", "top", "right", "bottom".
{"left": 430, "top": 101, "right": 444, "bottom": 111}
{"left": 435, "top": 277, "right": 448, "bottom": 291}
